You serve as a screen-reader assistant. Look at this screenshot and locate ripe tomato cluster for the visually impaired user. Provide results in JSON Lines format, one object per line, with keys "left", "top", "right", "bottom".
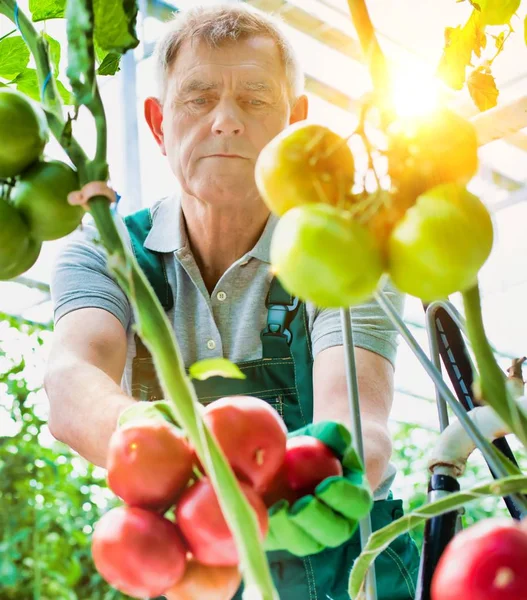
{"left": 0, "top": 89, "right": 83, "bottom": 280}
{"left": 256, "top": 109, "right": 494, "bottom": 304}
{"left": 92, "top": 396, "right": 342, "bottom": 599}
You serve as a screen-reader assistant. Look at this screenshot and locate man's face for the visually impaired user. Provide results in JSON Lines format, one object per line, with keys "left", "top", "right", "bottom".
{"left": 151, "top": 36, "right": 301, "bottom": 207}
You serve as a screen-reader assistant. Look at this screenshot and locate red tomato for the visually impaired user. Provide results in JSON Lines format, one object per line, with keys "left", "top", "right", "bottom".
{"left": 283, "top": 436, "right": 343, "bottom": 496}
{"left": 92, "top": 506, "right": 187, "bottom": 597}
{"left": 431, "top": 518, "right": 527, "bottom": 600}
{"left": 176, "top": 477, "right": 269, "bottom": 566}
{"left": 203, "top": 396, "right": 287, "bottom": 493}
{"left": 107, "top": 421, "right": 195, "bottom": 511}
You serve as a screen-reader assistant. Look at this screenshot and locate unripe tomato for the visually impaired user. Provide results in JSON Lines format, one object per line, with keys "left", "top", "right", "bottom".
{"left": 107, "top": 421, "right": 195, "bottom": 511}
{"left": 0, "top": 89, "right": 48, "bottom": 178}
{"left": 176, "top": 477, "right": 269, "bottom": 567}
{"left": 388, "top": 108, "right": 478, "bottom": 194}
{"left": 92, "top": 506, "right": 187, "bottom": 598}
{"left": 203, "top": 396, "right": 287, "bottom": 493}
{"left": 255, "top": 122, "right": 355, "bottom": 216}
{"left": 11, "top": 160, "right": 83, "bottom": 241}
{"left": 388, "top": 184, "right": 493, "bottom": 301}
{"left": 271, "top": 203, "right": 384, "bottom": 308}
{"left": 165, "top": 560, "right": 242, "bottom": 600}
{"left": 0, "top": 198, "right": 41, "bottom": 280}
{"left": 431, "top": 518, "right": 527, "bottom": 600}
{"left": 477, "top": 0, "right": 520, "bottom": 25}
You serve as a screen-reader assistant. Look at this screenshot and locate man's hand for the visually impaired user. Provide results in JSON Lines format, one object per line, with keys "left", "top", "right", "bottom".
{"left": 264, "top": 421, "right": 373, "bottom": 556}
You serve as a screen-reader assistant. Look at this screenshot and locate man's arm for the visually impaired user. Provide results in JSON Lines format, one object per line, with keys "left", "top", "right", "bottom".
{"left": 44, "top": 307, "right": 136, "bottom": 468}
{"left": 313, "top": 345, "right": 394, "bottom": 491}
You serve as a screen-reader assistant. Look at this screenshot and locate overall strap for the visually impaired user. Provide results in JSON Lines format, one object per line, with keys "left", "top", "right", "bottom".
{"left": 123, "top": 208, "right": 174, "bottom": 311}
{"left": 123, "top": 207, "right": 173, "bottom": 401}
{"left": 260, "top": 277, "right": 300, "bottom": 358}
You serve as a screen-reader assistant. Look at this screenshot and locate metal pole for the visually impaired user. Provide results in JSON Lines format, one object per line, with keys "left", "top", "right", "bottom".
{"left": 340, "top": 307, "right": 378, "bottom": 600}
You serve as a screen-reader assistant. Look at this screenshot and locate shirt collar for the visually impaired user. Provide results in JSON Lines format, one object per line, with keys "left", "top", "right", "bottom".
{"left": 143, "top": 194, "right": 187, "bottom": 253}
{"left": 143, "top": 193, "right": 279, "bottom": 264}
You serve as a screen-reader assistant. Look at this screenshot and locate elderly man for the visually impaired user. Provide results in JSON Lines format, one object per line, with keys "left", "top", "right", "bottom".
{"left": 45, "top": 4, "right": 419, "bottom": 599}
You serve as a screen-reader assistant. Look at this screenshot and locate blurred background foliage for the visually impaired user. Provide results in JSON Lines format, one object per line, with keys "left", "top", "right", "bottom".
{"left": 0, "top": 314, "right": 522, "bottom": 599}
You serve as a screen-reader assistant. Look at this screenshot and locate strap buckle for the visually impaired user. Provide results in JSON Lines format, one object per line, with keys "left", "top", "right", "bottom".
{"left": 261, "top": 297, "right": 299, "bottom": 344}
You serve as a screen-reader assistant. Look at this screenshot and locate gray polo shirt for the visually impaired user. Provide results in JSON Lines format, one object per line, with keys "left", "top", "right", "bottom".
{"left": 51, "top": 194, "right": 403, "bottom": 499}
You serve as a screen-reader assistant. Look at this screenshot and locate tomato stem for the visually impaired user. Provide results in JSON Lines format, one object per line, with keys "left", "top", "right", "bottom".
{"left": 346, "top": 0, "right": 389, "bottom": 97}
{"left": 462, "top": 284, "right": 527, "bottom": 448}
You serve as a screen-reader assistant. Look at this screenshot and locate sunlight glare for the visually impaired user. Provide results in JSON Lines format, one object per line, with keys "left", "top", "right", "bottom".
{"left": 391, "top": 65, "right": 441, "bottom": 119}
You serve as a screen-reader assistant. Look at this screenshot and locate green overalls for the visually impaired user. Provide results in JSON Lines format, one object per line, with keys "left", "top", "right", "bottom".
{"left": 123, "top": 209, "right": 420, "bottom": 600}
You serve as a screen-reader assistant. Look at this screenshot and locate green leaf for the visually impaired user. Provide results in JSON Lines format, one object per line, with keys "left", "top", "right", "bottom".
{"left": 92, "top": 0, "right": 139, "bottom": 54}
{"left": 436, "top": 11, "right": 481, "bottom": 90}
{"left": 467, "top": 67, "right": 499, "bottom": 111}
{"left": 524, "top": 15, "right": 527, "bottom": 47}
{"left": 0, "top": 37, "right": 30, "bottom": 81}
{"left": 29, "top": 0, "right": 66, "bottom": 22}
{"left": 189, "top": 358, "right": 246, "bottom": 381}
{"left": 97, "top": 52, "right": 121, "bottom": 76}
{"left": 13, "top": 68, "right": 40, "bottom": 102}
{"left": 56, "top": 79, "right": 73, "bottom": 105}
{"left": 66, "top": 0, "right": 95, "bottom": 106}
{"left": 43, "top": 34, "right": 61, "bottom": 76}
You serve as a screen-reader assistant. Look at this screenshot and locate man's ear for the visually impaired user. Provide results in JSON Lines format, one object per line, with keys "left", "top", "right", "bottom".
{"left": 289, "top": 94, "right": 308, "bottom": 125}
{"left": 144, "top": 97, "right": 166, "bottom": 155}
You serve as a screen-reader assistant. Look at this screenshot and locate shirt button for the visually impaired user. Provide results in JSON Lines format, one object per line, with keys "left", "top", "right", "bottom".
{"left": 206, "top": 339, "right": 216, "bottom": 350}
{"left": 217, "top": 291, "right": 227, "bottom": 302}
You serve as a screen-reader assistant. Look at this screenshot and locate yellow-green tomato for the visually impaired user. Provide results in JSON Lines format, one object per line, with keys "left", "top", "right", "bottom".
{"left": 255, "top": 122, "right": 355, "bottom": 216}
{"left": 270, "top": 204, "right": 384, "bottom": 308}
{"left": 388, "top": 184, "right": 493, "bottom": 301}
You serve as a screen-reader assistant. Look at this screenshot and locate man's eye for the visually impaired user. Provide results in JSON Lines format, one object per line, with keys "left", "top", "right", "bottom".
{"left": 190, "top": 98, "right": 208, "bottom": 105}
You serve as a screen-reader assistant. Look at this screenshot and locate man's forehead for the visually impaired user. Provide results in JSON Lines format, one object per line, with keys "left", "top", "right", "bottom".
{"left": 171, "top": 36, "right": 284, "bottom": 76}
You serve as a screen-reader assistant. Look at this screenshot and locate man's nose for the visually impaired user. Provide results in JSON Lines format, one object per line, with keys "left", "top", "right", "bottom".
{"left": 211, "top": 100, "right": 245, "bottom": 136}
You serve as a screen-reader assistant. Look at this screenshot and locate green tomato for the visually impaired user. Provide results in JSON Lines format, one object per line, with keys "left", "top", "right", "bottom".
{"left": 12, "top": 160, "right": 83, "bottom": 241}
{"left": 255, "top": 122, "right": 355, "bottom": 216}
{"left": 476, "top": 0, "right": 520, "bottom": 25}
{"left": 0, "top": 198, "right": 41, "bottom": 280}
{"left": 0, "top": 89, "right": 49, "bottom": 179}
{"left": 388, "top": 184, "right": 493, "bottom": 301}
{"left": 270, "top": 204, "right": 384, "bottom": 308}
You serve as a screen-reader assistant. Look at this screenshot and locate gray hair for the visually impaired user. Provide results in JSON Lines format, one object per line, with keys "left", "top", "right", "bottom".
{"left": 154, "top": 3, "right": 305, "bottom": 104}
